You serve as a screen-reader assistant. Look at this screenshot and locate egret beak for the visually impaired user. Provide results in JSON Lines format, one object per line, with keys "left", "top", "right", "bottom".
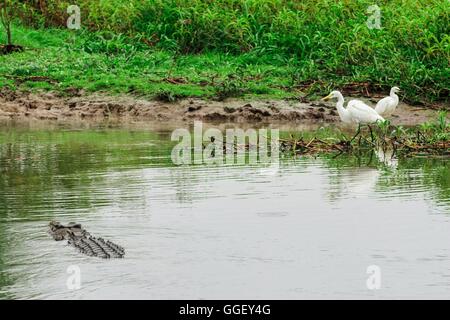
{"left": 321, "top": 94, "right": 332, "bottom": 101}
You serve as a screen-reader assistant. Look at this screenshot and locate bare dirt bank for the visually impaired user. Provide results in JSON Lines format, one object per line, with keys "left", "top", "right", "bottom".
{"left": 0, "top": 89, "right": 445, "bottom": 126}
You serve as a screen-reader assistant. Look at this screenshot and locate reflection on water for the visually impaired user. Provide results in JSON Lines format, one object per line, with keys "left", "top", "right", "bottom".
{"left": 0, "top": 128, "right": 449, "bottom": 299}
{"left": 375, "top": 147, "right": 398, "bottom": 168}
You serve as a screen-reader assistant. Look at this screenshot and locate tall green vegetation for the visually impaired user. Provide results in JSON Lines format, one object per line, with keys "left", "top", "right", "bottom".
{"left": 3, "top": 0, "right": 450, "bottom": 102}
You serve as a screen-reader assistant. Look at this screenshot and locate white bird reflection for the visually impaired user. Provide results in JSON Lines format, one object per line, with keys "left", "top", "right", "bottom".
{"left": 326, "top": 167, "right": 381, "bottom": 201}
{"left": 375, "top": 147, "right": 398, "bottom": 169}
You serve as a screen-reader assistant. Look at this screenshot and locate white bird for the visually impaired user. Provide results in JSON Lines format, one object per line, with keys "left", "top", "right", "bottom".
{"left": 321, "top": 90, "right": 384, "bottom": 124}
{"left": 375, "top": 86, "right": 400, "bottom": 117}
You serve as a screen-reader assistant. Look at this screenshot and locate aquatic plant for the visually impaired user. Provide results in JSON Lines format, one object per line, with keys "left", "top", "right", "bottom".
{"left": 279, "top": 114, "right": 449, "bottom": 158}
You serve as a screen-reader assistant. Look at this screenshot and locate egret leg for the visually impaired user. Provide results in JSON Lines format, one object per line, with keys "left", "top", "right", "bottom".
{"left": 367, "top": 148, "right": 374, "bottom": 165}
{"left": 349, "top": 124, "right": 361, "bottom": 144}
{"left": 368, "top": 125, "right": 374, "bottom": 143}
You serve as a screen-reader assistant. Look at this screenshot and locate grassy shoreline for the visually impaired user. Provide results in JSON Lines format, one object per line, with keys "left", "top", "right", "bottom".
{"left": 1, "top": 0, "right": 449, "bottom": 104}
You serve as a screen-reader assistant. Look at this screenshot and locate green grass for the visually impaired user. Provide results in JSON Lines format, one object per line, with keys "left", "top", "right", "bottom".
{"left": 0, "top": 25, "right": 301, "bottom": 100}
{"left": 1, "top": 0, "right": 449, "bottom": 103}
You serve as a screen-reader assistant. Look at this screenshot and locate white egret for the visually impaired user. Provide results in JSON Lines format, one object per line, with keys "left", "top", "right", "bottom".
{"left": 321, "top": 91, "right": 385, "bottom": 124}
{"left": 375, "top": 86, "right": 400, "bottom": 117}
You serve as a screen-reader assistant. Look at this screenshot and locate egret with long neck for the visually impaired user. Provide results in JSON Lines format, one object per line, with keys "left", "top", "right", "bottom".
{"left": 322, "top": 90, "right": 385, "bottom": 143}
{"left": 321, "top": 91, "right": 384, "bottom": 124}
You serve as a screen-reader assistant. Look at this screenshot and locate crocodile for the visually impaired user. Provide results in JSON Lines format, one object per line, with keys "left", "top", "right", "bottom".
{"left": 48, "top": 221, "right": 125, "bottom": 259}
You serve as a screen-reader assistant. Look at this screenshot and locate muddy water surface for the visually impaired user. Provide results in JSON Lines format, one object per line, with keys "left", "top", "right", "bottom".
{"left": 0, "top": 125, "right": 449, "bottom": 299}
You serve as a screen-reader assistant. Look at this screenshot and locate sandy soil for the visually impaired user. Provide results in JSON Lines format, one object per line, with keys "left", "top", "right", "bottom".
{"left": 0, "top": 89, "right": 446, "bottom": 126}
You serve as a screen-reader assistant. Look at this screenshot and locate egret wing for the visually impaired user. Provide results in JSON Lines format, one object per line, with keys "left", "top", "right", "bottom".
{"left": 375, "top": 97, "right": 396, "bottom": 116}
{"left": 347, "top": 100, "right": 384, "bottom": 123}
{"left": 375, "top": 97, "right": 390, "bottom": 115}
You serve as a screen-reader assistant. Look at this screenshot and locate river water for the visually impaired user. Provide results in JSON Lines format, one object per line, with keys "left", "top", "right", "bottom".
{"left": 0, "top": 124, "right": 448, "bottom": 299}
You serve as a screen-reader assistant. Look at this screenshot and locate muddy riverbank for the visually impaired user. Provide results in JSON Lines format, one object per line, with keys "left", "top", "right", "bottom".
{"left": 0, "top": 89, "right": 445, "bottom": 126}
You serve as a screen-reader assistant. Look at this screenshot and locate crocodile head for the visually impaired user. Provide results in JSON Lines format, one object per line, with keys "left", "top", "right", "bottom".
{"left": 49, "top": 221, "right": 86, "bottom": 241}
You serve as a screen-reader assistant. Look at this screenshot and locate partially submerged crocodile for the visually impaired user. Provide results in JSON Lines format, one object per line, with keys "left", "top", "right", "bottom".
{"left": 48, "top": 221, "right": 125, "bottom": 259}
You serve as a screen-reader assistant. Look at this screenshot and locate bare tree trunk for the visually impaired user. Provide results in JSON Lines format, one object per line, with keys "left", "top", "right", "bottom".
{"left": 6, "top": 20, "right": 11, "bottom": 45}
{"left": 1, "top": 0, "right": 12, "bottom": 45}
